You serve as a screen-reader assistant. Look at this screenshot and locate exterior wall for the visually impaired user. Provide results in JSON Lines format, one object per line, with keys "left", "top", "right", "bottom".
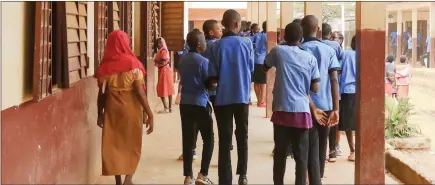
{"left": 188, "top": 8, "right": 247, "bottom": 22}
{"left": 1, "top": 2, "right": 34, "bottom": 110}
{"left": 1, "top": 2, "right": 102, "bottom": 184}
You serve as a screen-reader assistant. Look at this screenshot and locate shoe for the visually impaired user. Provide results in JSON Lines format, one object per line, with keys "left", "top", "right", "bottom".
{"left": 178, "top": 153, "right": 198, "bottom": 160}
{"left": 328, "top": 151, "right": 337, "bottom": 162}
{"left": 336, "top": 145, "right": 342, "bottom": 156}
{"left": 348, "top": 152, "right": 355, "bottom": 162}
{"left": 238, "top": 175, "right": 248, "bottom": 185}
{"left": 196, "top": 173, "right": 214, "bottom": 185}
{"left": 193, "top": 150, "right": 198, "bottom": 160}
{"left": 184, "top": 176, "right": 196, "bottom": 185}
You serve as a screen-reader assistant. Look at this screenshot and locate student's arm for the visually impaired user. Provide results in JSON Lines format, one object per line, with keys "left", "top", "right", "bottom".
{"left": 97, "top": 81, "right": 106, "bottom": 128}
{"left": 207, "top": 42, "right": 219, "bottom": 90}
{"left": 264, "top": 47, "right": 277, "bottom": 71}
{"left": 328, "top": 54, "right": 341, "bottom": 126}
{"left": 248, "top": 40, "right": 255, "bottom": 73}
{"left": 202, "top": 59, "right": 209, "bottom": 87}
{"left": 132, "top": 71, "right": 154, "bottom": 135}
{"left": 310, "top": 56, "right": 321, "bottom": 93}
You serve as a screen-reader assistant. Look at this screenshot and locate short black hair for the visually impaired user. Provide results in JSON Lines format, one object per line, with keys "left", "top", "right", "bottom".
{"left": 351, "top": 35, "right": 356, "bottom": 50}
{"left": 387, "top": 55, "right": 395, "bottom": 63}
{"left": 322, "top": 23, "right": 332, "bottom": 36}
{"left": 186, "top": 30, "right": 204, "bottom": 50}
{"left": 222, "top": 9, "right": 241, "bottom": 28}
{"left": 292, "top": 19, "right": 302, "bottom": 24}
{"left": 262, "top": 21, "right": 267, "bottom": 32}
{"left": 284, "top": 22, "right": 303, "bottom": 43}
{"left": 192, "top": 28, "right": 201, "bottom": 33}
{"left": 203, "top": 19, "right": 218, "bottom": 35}
{"left": 301, "top": 15, "right": 318, "bottom": 36}
{"left": 251, "top": 23, "right": 258, "bottom": 30}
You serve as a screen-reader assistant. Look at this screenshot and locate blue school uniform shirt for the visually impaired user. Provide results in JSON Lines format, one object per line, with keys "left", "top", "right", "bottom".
{"left": 209, "top": 32, "right": 255, "bottom": 106}
{"left": 300, "top": 37, "right": 340, "bottom": 111}
{"left": 339, "top": 50, "right": 356, "bottom": 94}
{"left": 178, "top": 52, "right": 209, "bottom": 107}
{"left": 321, "top": 38, "right": 344, "bottom": 61}
{"left": 265, "top": 45, "right": 320, "bottom": 113}
{"left": 201, "top": 38, "right": 219, "bottom": 96}
{"left": 427, "top": 36, "right": 431, "bottom": 53}
{"left": 252, "top": 32, "right": 267, "bottom": 64}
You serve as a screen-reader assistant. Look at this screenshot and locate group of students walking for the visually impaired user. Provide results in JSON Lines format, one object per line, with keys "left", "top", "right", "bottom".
{"left": 95, "top": 8, "right": 358, "bottom": 185}
{"left": 175, "top": 9, "right": 358, "bottom": 185}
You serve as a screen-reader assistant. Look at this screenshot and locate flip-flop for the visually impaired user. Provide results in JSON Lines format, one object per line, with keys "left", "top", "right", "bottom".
{"left": 157, "top": 109, "right": 170, "bottom": 114}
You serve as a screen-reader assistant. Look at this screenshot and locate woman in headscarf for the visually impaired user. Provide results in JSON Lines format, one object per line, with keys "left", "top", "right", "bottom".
{"left": 154, "top": 37, "right": 175, "bottom": 113}
{"left": 96, "top": 30, "right": 154, "bottom": 185}
{"left": 395, "top": 55, "right": 412, "bottom": 98}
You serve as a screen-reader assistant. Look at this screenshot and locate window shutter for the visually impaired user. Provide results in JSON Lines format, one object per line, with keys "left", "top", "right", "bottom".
{"left": 161, "top": 2, "right": 184, "bottom": 51}
{"left": 33, "top": 2, "right": 53, "bottom": 101}
{"left": 94, "top": 2, "right": 108, "bottom": 74}
{"left": 62, "top": 2, "right": 89, "bottom": 86}
{"left": 109, "top": 2, "right": 133, "bottom": 48}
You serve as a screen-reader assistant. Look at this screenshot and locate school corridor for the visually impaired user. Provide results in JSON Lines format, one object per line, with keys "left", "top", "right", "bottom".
{"left": 1, "top": 1, "right": 433, "bottom": 184}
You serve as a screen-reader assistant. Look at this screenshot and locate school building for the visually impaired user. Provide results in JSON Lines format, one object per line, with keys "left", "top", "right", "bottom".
{"left": 1, "top": 1, "right": 433, "bottom": 184}
{"left": 385, "top": 2, "right": 435, "bottom": 68}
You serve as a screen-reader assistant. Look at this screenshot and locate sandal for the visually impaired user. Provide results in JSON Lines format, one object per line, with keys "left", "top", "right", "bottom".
{"left": 157, "top": 109, "right": 170, "bottom": 114}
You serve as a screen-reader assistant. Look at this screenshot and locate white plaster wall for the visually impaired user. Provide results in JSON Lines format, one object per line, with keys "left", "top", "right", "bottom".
{"left": 1, "top": 2, "right": 33, "bottom": 110}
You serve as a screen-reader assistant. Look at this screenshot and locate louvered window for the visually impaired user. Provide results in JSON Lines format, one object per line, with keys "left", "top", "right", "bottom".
{"left": 161, "top": 2, "right": 184, "bottom": 51}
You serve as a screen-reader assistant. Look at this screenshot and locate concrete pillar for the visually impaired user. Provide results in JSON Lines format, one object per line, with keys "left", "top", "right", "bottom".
{"left": 355, "top": 2, "right": 386, "bottom": 184}
{"left": 430, "top": 3, "right": 435, "bottom": 68}
{"left": 385, "top": 12, "right": 389, "bottom": 56}
{"left": 397, "top": 10, "right": 403, "bottom": 60}
{"left": 247, "top": 2, "right": 252, "bottom": 21}
{"left": 280, "top": 2, "right": 293, "bottom": 41}
{"left": 304, "top": 2, "right": 322, "bottom": 38}
{"left": 265, "top": 2, "right": 277, "bottom": 118}
{"left": 251, "top": 2, "right": 259, "bottom": 24}
{"left": 258, "top": 2, "right": 267, "bottom": 27}
{"left": 412, "top": 8, "right": 418, "bottom": 66}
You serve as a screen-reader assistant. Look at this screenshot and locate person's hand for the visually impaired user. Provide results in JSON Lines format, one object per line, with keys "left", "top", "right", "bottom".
{"left": 313, "top": 108, "right": 328, "bottom": 126}
{"left": 328, "top": 110, "right": 339, "bottom": 127}
{"left": 144, "top": 116, "right": 154, "bottom": 135}
{"left": 97, "top": 114, "right": 104, "bottom": 128}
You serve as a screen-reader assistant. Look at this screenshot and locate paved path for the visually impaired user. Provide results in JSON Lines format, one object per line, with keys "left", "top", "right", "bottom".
{"left": 95, "top": 97, "right": 399, "bottom": 184}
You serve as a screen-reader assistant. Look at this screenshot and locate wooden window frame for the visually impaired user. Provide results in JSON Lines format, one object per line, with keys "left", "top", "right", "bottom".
{"left": 94, "top": 2, "right": 109, "bottom": 75}
{"left": 33, "top": 2, "right": 53, "bottom": 101}
{"left": 108, "top": 2, "right": 133, "bottom": 48}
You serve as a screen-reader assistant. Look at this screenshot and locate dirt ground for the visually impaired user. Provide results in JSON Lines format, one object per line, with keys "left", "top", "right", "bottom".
{"left": 95, "top": 89, "right": 400, "bottom": 184}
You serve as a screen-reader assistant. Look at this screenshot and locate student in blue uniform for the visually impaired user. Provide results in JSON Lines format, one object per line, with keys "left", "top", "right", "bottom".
{"left": 321, "top": 23, "right": 344, "bottom": 162}
{"left": 265, "top": 22, "right": 321, "bottom": 185}
{"left": 300, "top": 15, "right": 340, "bottom": 185}
{"left": 321, "top": 23, "right": 344, "bottom": 61}
{"left": 208, "top": 9, "right": 254, "bottom": 185}
{"left": 338, "top": 36, "right": 357, "bottom": 162}
{"left": 251, "top": 21, "right": 268, "bottom": 107}
{"left": 178, "top": 29, "right": 202, "bottom": 161}
{"left": 178, "top": 30, "right": 214, "bottom": 185}
{"left": 248, "top": 23, "right": 260, "bottom": 105}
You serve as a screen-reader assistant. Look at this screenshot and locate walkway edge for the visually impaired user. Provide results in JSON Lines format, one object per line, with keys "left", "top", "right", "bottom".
{"left": 386, "top": 149, "right": 435, "bottom": 184}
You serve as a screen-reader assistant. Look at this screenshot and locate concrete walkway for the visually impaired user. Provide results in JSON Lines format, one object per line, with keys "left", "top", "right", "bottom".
{"left": 95, "top": 100, "right": 399, "bottom": 184}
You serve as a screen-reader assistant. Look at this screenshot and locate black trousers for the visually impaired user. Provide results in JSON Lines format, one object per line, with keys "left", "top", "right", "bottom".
{"left": 328, "top": 125, "right": 337, "bottom": 152}
{"left": 308, "top": 111, "right": 330, "bottom": 185}
{"left": 180, "top": 104, "right": 214, "bottom": 177}
{"left": 273, "top": 124, "right": 309, "bottom": 185}
{"left": 215, "top": 104, "right": 249, "bottom": 185}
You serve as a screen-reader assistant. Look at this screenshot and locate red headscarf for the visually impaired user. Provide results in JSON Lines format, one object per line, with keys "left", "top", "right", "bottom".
{"left": 97, "top": 30, "right": 146, "bottom": 78}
